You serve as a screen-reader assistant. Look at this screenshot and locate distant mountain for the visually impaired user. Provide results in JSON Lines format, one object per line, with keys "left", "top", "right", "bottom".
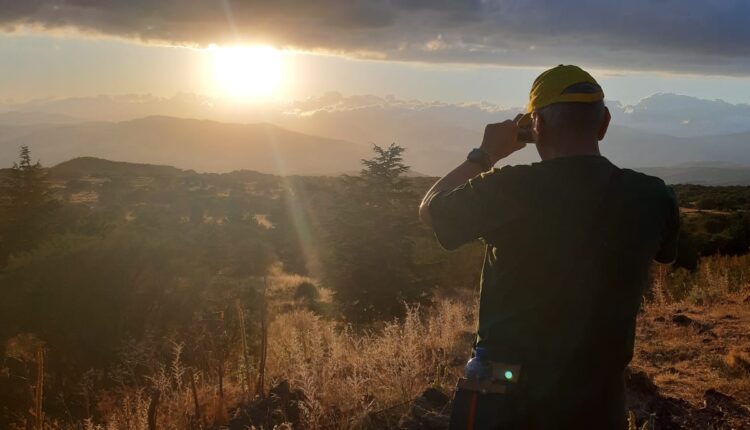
{"left": 0, "top": 111, "right": 83, "bottom": 126}
{"left": 0, "top": 116, "right": 370, "bottom": 175}
{"left": 3, "top": 92, "right": 750, "bottom": 178}
{"left": 49, "top": 157, "right": 185, "bottom": 180}
{"left": 635, "top": 162, "right": 750, "bottom": 185}
{"left": 612, "top": 93, "right": 750, "bottom": 137}
{"left": 6, "top": 92, "right": 750, "bottom": 139}
{"left": 4, "top": 92, "right": 750, "bottom": 174}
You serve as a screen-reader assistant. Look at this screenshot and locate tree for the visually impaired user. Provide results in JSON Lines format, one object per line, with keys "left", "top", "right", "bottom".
{"left": 322, "top": 144, "right": 428, "bottom": 323}
{"left": 0, "top": 147, "right": 57, "bottom": 260}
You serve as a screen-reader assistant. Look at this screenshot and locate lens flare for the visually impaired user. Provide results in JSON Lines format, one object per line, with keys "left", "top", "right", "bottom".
{"left": 211, "top": 45, "right": 282, "bottom": 99}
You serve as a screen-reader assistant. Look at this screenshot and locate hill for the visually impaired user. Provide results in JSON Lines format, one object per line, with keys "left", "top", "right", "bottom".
{"left": 48, "top": 156, "right": 186, "bottom": 180}
{"left": 0, "top": 116, "right": 369, "bottom": 175}
{"left": 0, "top": 111, "right": 83, "bottom": 126}
{"left": 637, "top": 162, "right": 750, "bottom": 185}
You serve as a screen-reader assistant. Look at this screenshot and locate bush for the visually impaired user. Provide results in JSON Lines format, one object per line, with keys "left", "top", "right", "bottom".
{"left": 294, "top": 281, "right": 320, "bottom": 301}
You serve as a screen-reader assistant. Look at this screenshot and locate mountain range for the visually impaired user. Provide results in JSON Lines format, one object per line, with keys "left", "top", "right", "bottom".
{"left": 1, "top": 92, "right": 750, "bottom": 183}
{"left": 0, "top": 116, "right": 368, "bottom": 175}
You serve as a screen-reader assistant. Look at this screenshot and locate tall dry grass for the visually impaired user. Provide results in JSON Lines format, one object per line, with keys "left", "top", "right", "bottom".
{"left": 659, "top": 254, "right": 750, "bottom": 305}
{"left": 40, "top": 255, "right": 750, "bottom": 429}
{"left": 73, "top": 295, "right": 474, "bottom": 430}
{"left": 266, "top": 297, "right": 475, "bottom": 428}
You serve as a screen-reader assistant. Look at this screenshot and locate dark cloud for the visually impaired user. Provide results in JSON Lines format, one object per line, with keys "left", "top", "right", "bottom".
{"left": 1, "top": 0, "right": 749, "bottom": 75}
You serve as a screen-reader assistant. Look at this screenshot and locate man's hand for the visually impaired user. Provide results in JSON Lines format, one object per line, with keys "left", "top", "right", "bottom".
{"left": 480, "top": 115, "right": 526, "bottom": 165}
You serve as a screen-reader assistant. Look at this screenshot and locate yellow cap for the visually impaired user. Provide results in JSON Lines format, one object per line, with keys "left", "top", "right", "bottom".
{"left": 518, "top": 65, "right": 604, "bottom": 127}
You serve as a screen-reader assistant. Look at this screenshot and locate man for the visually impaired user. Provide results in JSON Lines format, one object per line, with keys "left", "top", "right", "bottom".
{"left": 419, "top": 65, "right": 679, "bottom": 429}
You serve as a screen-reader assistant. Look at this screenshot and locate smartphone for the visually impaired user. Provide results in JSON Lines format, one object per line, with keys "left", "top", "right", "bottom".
{"left": 516, "top": 114, "right": 536, "bottom": 144}
{"left": 517, "top": 126, "right": 535, "bottom": 144}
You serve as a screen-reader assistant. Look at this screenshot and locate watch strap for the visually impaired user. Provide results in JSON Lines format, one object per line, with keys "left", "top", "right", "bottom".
{"left": 467, "top": 148, "right": 492, "bottom": 171}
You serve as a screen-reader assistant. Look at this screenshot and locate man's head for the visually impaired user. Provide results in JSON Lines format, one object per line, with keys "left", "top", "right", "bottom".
{"left": 519, "top": 65, "right": 611, "bottom": 159}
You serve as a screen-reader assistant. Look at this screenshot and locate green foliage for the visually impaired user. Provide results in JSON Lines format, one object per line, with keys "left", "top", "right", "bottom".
{"left": 676, "top": 212, "right": 750, "bottom": 269}
{"left": 0, "top": 146, "right": 59, "bottom": 260}
{"left": 294, "top": 281, "right": 320, "bottom": 301}
{"left": 321, "top": 144, "right": 428, "bottom": 323}
{"left": 673, "top": 184, "right": 750, "bottom": 211}
{"left": 666, "top": 185, "right": 750, "bottom": 269}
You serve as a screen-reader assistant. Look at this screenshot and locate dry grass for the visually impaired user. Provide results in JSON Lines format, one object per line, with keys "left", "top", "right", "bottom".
{"left": 39, "top": 255, "right": 750, "bottom": 429}
{"left": 661, "top": 254, "right": 750, "bottom": 305}
{"left": 266, "top": 297, "right": 475, "bottom": 428}
{"left": 633, "top": 296, "right": 750, "bottom": 407}
{"left": 78, "top": 293, "right": 475, "bottom": 430}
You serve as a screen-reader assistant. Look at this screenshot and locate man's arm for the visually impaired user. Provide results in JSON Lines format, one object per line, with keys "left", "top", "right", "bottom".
{"left": 654, "top": 187, "right": 680, "bottom": 264}
{"left": 419, "top": 117, "right": 526, "bottom": 227}
{"left": 419, "top": 161, "right": 484, "bottom": 227}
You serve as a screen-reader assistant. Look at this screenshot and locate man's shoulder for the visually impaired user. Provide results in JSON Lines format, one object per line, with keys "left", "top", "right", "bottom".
{"left": 618, "top": 167, "right": 670, "bottom": 191}
{"left": 476, "top": 163, "right": 536, "bottom": 186}
{"left": 617, "top": 168, "right": 677, "bottom": 205}
{"left": 487, "top": 163, "right": 535, "bottom": 176}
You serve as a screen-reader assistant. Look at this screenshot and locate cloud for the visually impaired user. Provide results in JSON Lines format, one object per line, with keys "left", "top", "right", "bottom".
{"left": 1, "top": 1, "right": 749, "bottom": 75}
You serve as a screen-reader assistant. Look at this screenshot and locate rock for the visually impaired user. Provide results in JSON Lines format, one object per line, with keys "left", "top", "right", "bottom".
{"left": 226, "top": 380, "right": 307, "bottom": 430}
{"left": 414, "top": 388, "right": 450, "bottom": 413}
{"left": 703, "top": 389, "right": 749, "bottom": 418}
{"left": 626, "top": 370, "right": 658, "bottom": 397}
{"left": 672, "top": 314, "right": 693, "bottom": 326}
{"left": 623, "top": 370, "right": 750, "bottom": 429}
{"left": 654, "top": 316, "right": 666, "bottom": 322}
{"left": 399, "top": 388, "right": 451, "bottom": 430}
{"left": 702, "top": 389, "right": 750, "bottom": 429}
{"left": 671, "top": 313, "right": 714, "bottom": 334}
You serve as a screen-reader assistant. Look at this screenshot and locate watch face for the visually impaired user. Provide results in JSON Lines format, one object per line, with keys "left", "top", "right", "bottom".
{"left": 468, "top": 148, "right": 490, "bottom": 170}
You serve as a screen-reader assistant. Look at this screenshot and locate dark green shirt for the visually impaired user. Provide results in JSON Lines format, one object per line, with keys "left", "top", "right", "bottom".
{"left": 429, "top": 155, "right": 679, "bottom": 376}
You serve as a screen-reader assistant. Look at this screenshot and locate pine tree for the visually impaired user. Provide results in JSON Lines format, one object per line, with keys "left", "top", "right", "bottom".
{"left": 322, "top": 144, "right": 428, "bottom": 323}
{"left": 5, "top": 146, "right": 48, "bottom": 209}
{"left": 0, "top": 146, "right": 55, "bottom": 259}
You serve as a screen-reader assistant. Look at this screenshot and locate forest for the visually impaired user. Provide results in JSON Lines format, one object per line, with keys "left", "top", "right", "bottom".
{"left": 1, "top": 146, "right": 749, "bottom": 429}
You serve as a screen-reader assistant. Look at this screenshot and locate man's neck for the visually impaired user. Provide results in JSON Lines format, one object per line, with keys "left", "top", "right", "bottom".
{"left": 538, "top": 140, "right": 601, "bottom": 161}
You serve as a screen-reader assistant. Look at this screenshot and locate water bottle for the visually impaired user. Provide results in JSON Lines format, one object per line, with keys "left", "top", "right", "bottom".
{"left": 464, "top": 347, "right": 492, "bottom": 380}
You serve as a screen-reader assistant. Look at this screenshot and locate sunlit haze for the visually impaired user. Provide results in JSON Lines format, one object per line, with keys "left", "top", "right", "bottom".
{"left": 3, "top": 34, "right": 750, "bottom": 108}
{"left": 210, "top": 45, "right": 284, "bottom": 100}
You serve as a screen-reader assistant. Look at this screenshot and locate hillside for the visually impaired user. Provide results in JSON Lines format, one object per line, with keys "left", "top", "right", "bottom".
{"left": 638, "top": 163, "right": 750, "bottom": 185}
{"left": 0, "top": 111, "right": 83, "bottom": 126}
{"left": 48, "top": 156, "right": 186, "bottom": 180}
{"left": 0, "top": 116, "right": 369, "bottom": 175}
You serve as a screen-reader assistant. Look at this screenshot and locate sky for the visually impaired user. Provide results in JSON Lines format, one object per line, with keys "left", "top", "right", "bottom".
{"left": 2, "top": 1, "right": 750, "bottom": 107}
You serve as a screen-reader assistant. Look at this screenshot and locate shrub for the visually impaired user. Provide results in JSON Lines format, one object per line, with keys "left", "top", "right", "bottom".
{"left": 294, "top": 281, "right": 320, "bottom": 302}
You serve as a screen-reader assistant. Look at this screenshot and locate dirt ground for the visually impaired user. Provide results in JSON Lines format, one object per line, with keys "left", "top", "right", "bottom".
{"left": 626, "top": 295, "right": 750, "bottom": 428}
{"left": 634, "top": 296, "right": 750, "bottom": 406}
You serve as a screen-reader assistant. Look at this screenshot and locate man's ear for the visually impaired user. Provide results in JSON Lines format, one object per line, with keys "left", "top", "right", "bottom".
{"left": 598, "top": 107, "right": 611, "bottom": 141}
{"left": 532, "top": 111, "right": 543, "bottom": 139}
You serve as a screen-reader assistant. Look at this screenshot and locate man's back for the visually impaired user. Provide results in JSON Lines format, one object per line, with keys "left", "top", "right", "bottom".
{"left": 428, "top": 155, "right": 679, "bottom": 427}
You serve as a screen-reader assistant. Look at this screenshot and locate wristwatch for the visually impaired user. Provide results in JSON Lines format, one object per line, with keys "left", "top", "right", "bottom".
{"left": 466, "top": 148, "right": 493, "bottom": 171}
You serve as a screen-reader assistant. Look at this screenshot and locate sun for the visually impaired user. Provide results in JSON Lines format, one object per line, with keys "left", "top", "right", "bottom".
{"left": 211, "top": 45, "right": 283, "bottom": 99}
